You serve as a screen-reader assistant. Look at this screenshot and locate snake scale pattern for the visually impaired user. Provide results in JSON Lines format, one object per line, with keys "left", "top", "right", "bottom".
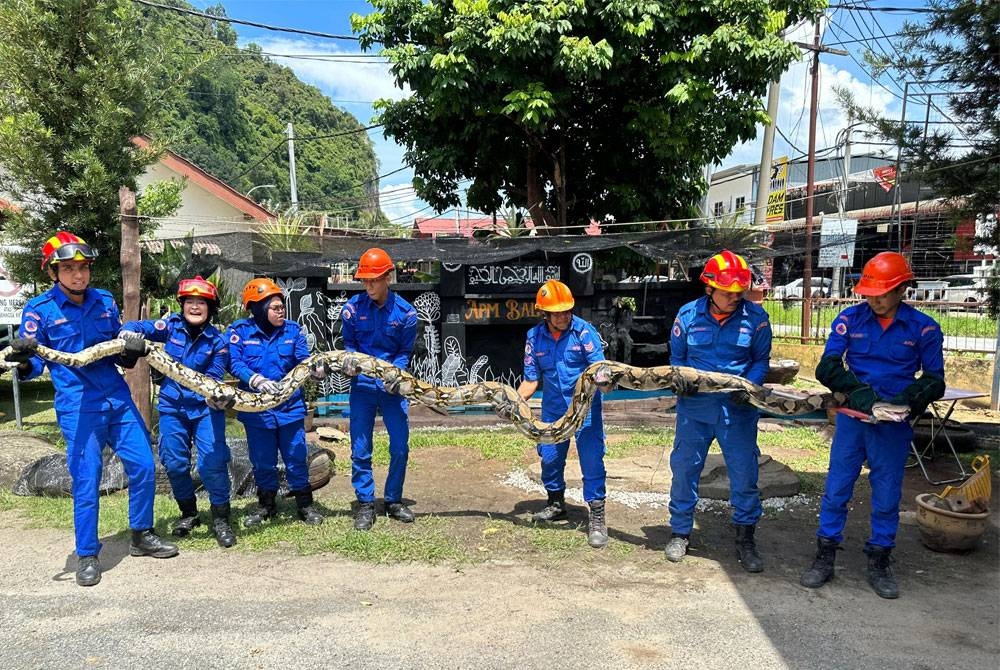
{"left": 2, "top": 339, "right": 863, "bottom": 443}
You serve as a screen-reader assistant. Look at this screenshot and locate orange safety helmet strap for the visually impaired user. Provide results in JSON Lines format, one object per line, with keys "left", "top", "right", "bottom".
{"left": 41, "top": 231, "right": 98, "bottom": 269}
{"left": 355, "top": 247, "right": 394, "bottom": 279}
{"left": 177, "top": 275, "right": 219, "bottom": 302}
{"left": 241, "top": 278, "right": 282, "bottom": 309}
{"left": 700, "top": 250, "right": 751, "bottom": 293}
{"left": 853, "top": 252, "right": 914, "bottom": 296}
{"left": 535, "top": 279, "right": 575, "bottom": 312}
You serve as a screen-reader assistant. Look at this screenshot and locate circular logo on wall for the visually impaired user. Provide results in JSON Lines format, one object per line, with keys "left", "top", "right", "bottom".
{"left": 571, "top": 253, "right": 593, "bottom": 274}
{"left": 442, "top": 263, "right": 462, "bottom": 273}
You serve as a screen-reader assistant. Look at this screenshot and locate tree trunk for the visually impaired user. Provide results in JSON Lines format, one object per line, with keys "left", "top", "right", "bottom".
{"left": 119, "top": 186, "right": 151, "bottom": 429}
{"left": 525, "top": 147, "right": 557, "bottom": 233}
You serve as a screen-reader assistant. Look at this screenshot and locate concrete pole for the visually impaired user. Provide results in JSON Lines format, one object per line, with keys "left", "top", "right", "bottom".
{"left": 287, "top": 122, "right": 299, "bottom": 212}
{"left": 754, "top": 80, "right": 781, "bottom": 227}
{"left": 801, "top": 18, "right": 821, "bottom": 342}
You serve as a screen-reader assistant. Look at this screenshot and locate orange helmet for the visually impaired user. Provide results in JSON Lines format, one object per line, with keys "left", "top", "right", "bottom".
{"left": 177, "top": 276, "right": 219, "bottom": 303}
{"left": 700, "top": 250, "right": 751, "bottom": 293}
{"left": 535, "top": 279, "right": 575, "bottom": 312}
{"left": 241, "top": 277, "right": 282, "bottom": 309}
{"left": 355, "top": 247, "right": 393, "bottom": 279}
{"left": 41, "top": 231, "right": 98, "bottom": 269}
{"left": 854, "top": 252, "right": 914, "bottom": 296}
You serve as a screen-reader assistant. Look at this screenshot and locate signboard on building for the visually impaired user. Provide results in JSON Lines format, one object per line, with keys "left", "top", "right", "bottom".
{"left": 818, "top": 218, "right": 858, "bottom": 268}
{"left": 0, "top": 248, "right": 31, "bottom": 326}
{"left": 465, "top": 264, "right": 560, "bottom": 294}
{"left": 765, "top": 156, "right": 789, "bottom": 224}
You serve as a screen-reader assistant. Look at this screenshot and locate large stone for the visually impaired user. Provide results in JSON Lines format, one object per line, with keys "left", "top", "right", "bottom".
{"left": 0, "top": 431, "right": 60, "bottom": 490}
{"left": 698, "top": 454, "right": 800, "bottom": 500}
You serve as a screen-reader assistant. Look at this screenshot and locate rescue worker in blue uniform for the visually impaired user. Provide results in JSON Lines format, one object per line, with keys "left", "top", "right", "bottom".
{"left": 226, "top": 278, "right": 325, "bottom": 527}
{"left": 516, "top": 279, "right": 613, "bottom": 549}
{"left": 3, "top": 231, "right": 177, "bottom": 587}
{"left": 801, "top": 252, "right": 944, "bottom": 599}
{"left": 666, "top": 250, "right": 772, "bottom": 572}
{"left": 119, "top": 276, "right": 236, "bottom": 548}
{"left": 340, "top": 248, "right": 417, "bottom": 531}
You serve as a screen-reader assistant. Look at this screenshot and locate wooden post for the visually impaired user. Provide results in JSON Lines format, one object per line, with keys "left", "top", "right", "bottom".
{"left": 119, "top": 186, "right": 151, "bottom": 428}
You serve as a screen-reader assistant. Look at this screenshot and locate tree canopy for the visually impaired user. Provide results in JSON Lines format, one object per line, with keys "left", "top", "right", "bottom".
{"left": 352, "top": 0, "right": 826, "bottom": 231}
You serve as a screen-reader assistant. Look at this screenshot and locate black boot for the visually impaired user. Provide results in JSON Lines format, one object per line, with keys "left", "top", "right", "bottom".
{"left": 734, "top": 524, "right": 764, "bottom": 573}
{"left": 293, "top": 489, "right": 324, "bottom": 526}
{"left": 171, "top": 496, "right": 201, "bottom": 537}
{"left": 800, "top": 537, "right": 839, "bottom": 588}
{"left": 587, "top": 499, "right": 608, "bottom": 548}
{"left": 386, "top": 502, "right": 415, "bottom": 523}
{"left": 354, "top": 501, "right": 376, "bottom": 531}
{"left": 532, "top": 490, "right": 567, "bottom": 522}
{"left": 76, "top": 555, "right": 101, "bottom": 587}
{"left": 210, "top": 503, "right": 237, "bottom": 548}
{"left": 864, "top": 545, "right": 899, "bottom": 599}
{"left": 130, "top": 529, "right": 179, "bottom": 558}
{"left": 244, "top": 490, "right": 278, "bottom": 528}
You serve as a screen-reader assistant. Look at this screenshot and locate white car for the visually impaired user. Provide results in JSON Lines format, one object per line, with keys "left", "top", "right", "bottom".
{"left": 941, "top": 274, "right": 986, "bottom": 305}
{"left": 772, "top": 277, "right": 833, "bottom": 300}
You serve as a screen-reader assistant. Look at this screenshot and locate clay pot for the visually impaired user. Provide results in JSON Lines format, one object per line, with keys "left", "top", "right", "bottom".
{"left": 915, "top": 492, "right": 989, "bottom": 552}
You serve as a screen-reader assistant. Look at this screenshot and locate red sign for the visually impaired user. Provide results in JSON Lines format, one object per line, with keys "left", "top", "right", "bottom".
{"left": 873, "top": 166, "right": 897, "bottom": 192}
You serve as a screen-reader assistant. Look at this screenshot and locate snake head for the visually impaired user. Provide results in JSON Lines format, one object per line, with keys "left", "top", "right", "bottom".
{"left": 592, "top": 364, "right": 617, "bottom": 391}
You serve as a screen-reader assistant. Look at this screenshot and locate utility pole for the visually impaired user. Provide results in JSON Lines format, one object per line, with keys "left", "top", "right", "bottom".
{"left": 833, "top": 110, "right": 852, "bottom": 298}
{"left": 754, "top": 80, "right": 782, "bottom": 226}
{"left": 287, "top": 122, "right": 299, "bottom": 212}
{"left": 797, "top": 17, "right": 847, "bottom": 342}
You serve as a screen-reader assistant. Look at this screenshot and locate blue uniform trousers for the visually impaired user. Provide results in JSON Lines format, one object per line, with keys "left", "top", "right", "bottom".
{"left": 669, "top": 410, "right": 762, "bottom": 535}
{"left": 59, "top": 404, "right": 155, "bottom": 557}
{"left": 537, "top": 413, "right": 606, "bottom": 502}
{"left": 349, "top": 385, "right": 409, "bottom": 503}
{"left": 244, "top": 421, "right": 309, "bottom": 493}
{"left": 158, "top": 410, "right": 232, "bottom": 505}
{"left": 818, "top": 414, "right": 912, "bottom": 548}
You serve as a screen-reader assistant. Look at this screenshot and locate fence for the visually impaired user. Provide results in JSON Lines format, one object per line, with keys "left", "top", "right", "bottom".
{"left": 762, "top": 298, "right": 998, "bottom": 354}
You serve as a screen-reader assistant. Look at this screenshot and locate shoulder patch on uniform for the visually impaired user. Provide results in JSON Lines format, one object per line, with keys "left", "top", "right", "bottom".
{"left": 672, "top": 324, "right": 681, "bottom": 337}
{"left": 24, "top": 320, "right": 37, "bottom": 333}
{"left": 342, "top": 309, "right": 352, "bottom": 319}
{"left": 835, "top": 322, "right": 848, "bottom": 336}
{"left": 230, "top": 333, "right": 240, "bottom": 344}
{"left": 154, "top": 319, "right": 167, "bottom": 331}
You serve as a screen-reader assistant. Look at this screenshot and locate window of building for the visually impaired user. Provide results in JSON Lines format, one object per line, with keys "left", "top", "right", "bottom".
{"left": 713, "top": 201, "right": 724, "bottom": 217}
{"left": 735, "top": 196, "right": 746, "bottom": 212}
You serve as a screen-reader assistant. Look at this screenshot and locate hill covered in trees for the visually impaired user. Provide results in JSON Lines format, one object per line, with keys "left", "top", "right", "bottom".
{"left": 141, "top": 1, "right": 384, "bottom": 226}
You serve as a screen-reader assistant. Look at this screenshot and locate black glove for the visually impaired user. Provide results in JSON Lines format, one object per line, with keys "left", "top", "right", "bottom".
{"left": 671, "top": 369, "right": 697, "bottom": 396}
{"left": 118, "top": 337, "right": 148, "bottom": 369}
{"left": 730, "top": 390, "right": 752, "bottom": 406}
{"left": 889, "top": 373, "right": 946, "bottom": 418}
{"left": 5, "top": 337, "right": 38, "bottom": 364}
{"left": 816, "top": 355, "right": 865, "bottom": 394}
{"left": 845, "top": 385, "right": 879, "bottom": 414}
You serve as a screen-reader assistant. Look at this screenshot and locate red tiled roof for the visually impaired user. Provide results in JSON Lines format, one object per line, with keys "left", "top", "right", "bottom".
{"left": 412, "top": 215, "right": 536, "bottom": 238}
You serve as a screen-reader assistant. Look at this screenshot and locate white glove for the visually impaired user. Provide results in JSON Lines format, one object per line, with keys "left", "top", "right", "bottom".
{"left": 117, "top": 330, "right": 145, "bottom": 342}
{"left": 250, "top": 374, "right": 282, "bottom": 395}
{"left": 310, "top": 362, "right": 328, "bottom": 381}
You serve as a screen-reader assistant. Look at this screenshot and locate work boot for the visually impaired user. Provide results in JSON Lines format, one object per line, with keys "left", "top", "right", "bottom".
{"left": 864, "top": 545, "right": 899, "bottom": 599}
{"left": 210, "top": 503, "right": 237, "bottom": 548}
{"left": 734, "top": 524, "right": 764, "bottom": 573}
{"left": 587, "top": 499, "right": 608, "bottom": 549}
{"left": 171, "top": 496, "right": 201, "bottom": 538}
{"left": 664, "top": 534, "right": 689, "bottom": 562}
{"left": 386, "top": 502, "right": 415, "bottom": 523}
{"left": 532, "top": 489, "right": 567, "bottom": 522}
{"left": 800, "top": 537, "right": 839, "bottom": 588}
{"left": 293, "top": 489, "right": 324, "bottom": 526}
{"left": 76, "top": 555, "right": 101, "bottom": 587}
{"left": 244, "top": 490, "right": 278, "bottom": 528}
{"left": 130, "top": 529, "right": 180, "bottom": 558}
{"left": 354, "top": 502, "right": 377, "bottom": 531}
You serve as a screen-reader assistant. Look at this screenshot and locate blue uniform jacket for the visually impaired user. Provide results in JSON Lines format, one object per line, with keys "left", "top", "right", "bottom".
{"left": 523, "top": 315, "right": 605, "bottom": 425}
{"left": 822, "top": 301, "right": 945, "bottom": 400}
{"left": 670, "top": 296, "right": 772, "bottom": 420}
{"left": 225, "top": 318, "right": 310, "bottom": 428}
{"left": 121, "top": 314, "right": 228, "bottom": 415}
{"left": 340, "top": 291, "right": 417, "bottom": 392}
{"left": 18, "top": 286, "right": 133, "bottom": 413}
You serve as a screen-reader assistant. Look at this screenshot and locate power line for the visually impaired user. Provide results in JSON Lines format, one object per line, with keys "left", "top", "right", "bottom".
{"left": 132, "top": 0, "right": 361, "bottom": 41}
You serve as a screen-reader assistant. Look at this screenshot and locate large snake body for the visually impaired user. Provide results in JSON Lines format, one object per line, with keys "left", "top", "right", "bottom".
{"left": 2, "top": 340, "right": 889, "bottom": 443}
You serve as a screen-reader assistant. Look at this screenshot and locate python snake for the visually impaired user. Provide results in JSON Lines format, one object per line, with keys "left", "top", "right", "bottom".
{"left": 2, "top": 339, "right": 905, "bottom": 443}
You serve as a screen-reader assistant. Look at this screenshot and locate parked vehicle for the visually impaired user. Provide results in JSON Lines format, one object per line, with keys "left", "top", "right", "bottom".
{"left": 772, "top": 277, "right": 833, "bottom": 300}
{"left": 941, "top": 274, "right": 986, "bottom": 305}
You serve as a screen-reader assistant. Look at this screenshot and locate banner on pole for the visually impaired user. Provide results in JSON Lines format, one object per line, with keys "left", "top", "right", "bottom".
{"left": 765, "top": 156, "right": 789, "bottom": 224}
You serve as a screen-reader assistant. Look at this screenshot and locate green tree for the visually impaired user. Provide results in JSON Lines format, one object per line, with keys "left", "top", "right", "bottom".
{"left": 0, "top": 0, "right": 185, "bottom": 290}
{"left": 352, "top": 0, "right": 825, "bottom": 231}
{"left": 839, "top": 0, "right": 998, "bottom": 315}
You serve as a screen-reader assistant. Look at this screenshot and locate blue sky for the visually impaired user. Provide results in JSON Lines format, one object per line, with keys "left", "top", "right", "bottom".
{"left": 205, "top": 0, "right": 932, "bottom": 224}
